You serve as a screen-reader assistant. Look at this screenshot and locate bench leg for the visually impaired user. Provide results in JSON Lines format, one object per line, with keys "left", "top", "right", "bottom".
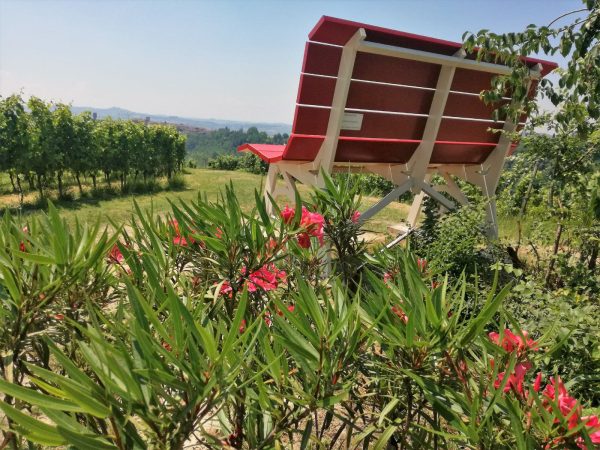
{"left": 264, "top": 164, "right": 279, "bottom": 216}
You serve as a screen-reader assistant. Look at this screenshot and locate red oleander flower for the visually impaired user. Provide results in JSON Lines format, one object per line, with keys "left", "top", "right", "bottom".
{"left": 581, "top": 415, "right": 600, "bottom": 445}
{"left": 173, "top": 236, "right": 188, "bottom": 246}
{"left": 391, "top": 305, "right": 408, "bottom": 324}
{"left": 489, "top": 329, "right": 538, "bottom": 354}
{"left": 297, "top": 232, "right": 311, "bottom": 248}
{"left": 247, "top": 264, "right": 286, "bottom": 292}
{"left": 19, "top": 226, "right": 29, "bottom": 252}
{"left": 534, "top": 372, "right": 543, "bottom": 392}
{"left": 239, "top": 319, "right": 246, "bottom": 334}
{"left": 417, "top": 258, "right": 427, "bottom": 273}
{"left": 494, "top": 361, "right": 531, "bottom": 395}
{"left": 219, "top": 280, "right": 233, "bottom": 298}
{"left": 215, "top": 227, "right": 223, "bottom": 239}
{"left": 351, "top": 210, "right": 361, "bottom": 223}
{"left": 542, "top": 377, "right": 581, "bottom": 430}
{"left": 300, "top": 207, "right": 324, "bottom": 245}
{"left": 281, "top": 205, "right": 295, "bottom": 224}
{"left": 108, "top": 243, "right": 124, "bottom": 264}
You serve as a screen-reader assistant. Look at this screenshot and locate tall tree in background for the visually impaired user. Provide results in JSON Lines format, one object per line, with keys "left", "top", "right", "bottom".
{"left": 0, "top": 94, "right": 29, "bottom": 202}
{"left": 27, "top": 97, "right": 55, "bottom": 201}
{"left": 51, "top": 103, "right": 74, "bottom": 198}
{"left": 72, "top": 111, "right": 97, "bottom": 193}
{"left": 463, "top": 0, "right": 599, "bottom": 128}
{"left": 464, "top": 0, "right": 600, "bottom": 282}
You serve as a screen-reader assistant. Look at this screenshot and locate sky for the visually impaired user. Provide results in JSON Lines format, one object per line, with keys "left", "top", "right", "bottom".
{"left": 0, "top": 0, "right": 576, "bottom": 124}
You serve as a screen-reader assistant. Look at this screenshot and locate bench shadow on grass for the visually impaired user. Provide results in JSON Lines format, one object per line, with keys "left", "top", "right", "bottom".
{"left": 1, "top": 182, "right": 191, "bottom": 217}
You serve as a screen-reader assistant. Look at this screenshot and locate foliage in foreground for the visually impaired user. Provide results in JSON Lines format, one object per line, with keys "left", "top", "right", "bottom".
{"left": 0, "top": 180, "right": 598, "bottom": 449}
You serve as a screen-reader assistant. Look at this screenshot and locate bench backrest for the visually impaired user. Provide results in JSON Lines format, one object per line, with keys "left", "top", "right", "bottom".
{"left": 280, "top": 16, "right": 556, "bottom": 165}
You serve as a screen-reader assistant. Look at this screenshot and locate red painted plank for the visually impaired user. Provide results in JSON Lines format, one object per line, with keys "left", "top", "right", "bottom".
{"left": 437, "top": 118, "right": 504, "bottom": 143}
{"left": 281, "top": 134, "right": 324, "bottom": 161}
{"left": 296, "top": 74, "right": 336, "bottom": 106}
{"left": 308, "top": 16, "right": 557, "bottom": 76}
{"left": 430, "top": 143, "right": 493, "bottom": 165}
{"left": 302, "top": 42, "right": 342, "bottom": 77}
{"left": 353, "top": 52, "right": 440, "bottom": 87}
{"left": 335, "top": 140, "right": 419, "bottom": 163}
{"left": 237, "top": 144, "right": 285, "bottom": 163}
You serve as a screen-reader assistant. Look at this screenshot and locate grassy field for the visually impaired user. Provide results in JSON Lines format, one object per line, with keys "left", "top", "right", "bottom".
{"left": 0, "top": 169, "right": 410, "bottom": 234}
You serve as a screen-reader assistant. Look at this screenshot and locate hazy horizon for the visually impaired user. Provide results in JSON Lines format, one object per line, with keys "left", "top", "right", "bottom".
{"left": 1, "top": 0, "right": 572, "bottom": 124}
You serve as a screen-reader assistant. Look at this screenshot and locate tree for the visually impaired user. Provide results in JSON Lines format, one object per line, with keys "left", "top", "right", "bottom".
{"left": 72, "top": 112, "right": 97, "bottom": 193}
{"left": 27, "top": 97, "right": 56, "bottom": 201}
{"left": 51, "top": 103, "right": 74, "bottom": 198}
{"left": 463, "top": 0, "right": 599, "bottom": 128}
{"left": 0, "top": 94, "right": 30, "bottom": 203}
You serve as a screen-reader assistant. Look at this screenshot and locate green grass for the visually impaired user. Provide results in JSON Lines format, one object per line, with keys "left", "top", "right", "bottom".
{"left": 0, "top": 169, "right": 409, "bottom": 234}
{"left": 1, "top": 169, "right": 545, "bottom": 244}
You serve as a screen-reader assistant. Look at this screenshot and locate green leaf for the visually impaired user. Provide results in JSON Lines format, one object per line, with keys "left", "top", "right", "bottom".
{"left": 0, "top": 401, "right": 66, "bottom": 446}
{"left": 0, "top": 379, "right": 84, "bottom": 412}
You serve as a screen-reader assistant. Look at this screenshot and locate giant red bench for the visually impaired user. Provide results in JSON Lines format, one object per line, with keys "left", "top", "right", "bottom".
{"left": 239, "top": 16, "right": 556, "bottom": 236}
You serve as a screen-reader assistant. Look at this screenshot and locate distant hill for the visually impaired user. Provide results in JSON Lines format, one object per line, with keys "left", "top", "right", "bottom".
{"left": 70, "top": 106, "right": 292, "bottom": 136}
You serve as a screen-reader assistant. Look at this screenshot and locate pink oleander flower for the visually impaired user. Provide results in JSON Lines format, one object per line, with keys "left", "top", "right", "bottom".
{"left": 169, "top": 218, "right": 198, "bottom": 247}
{"left": 300, "top": 207, "right": 324, "bottom": 244}
{"left": 489, "top": 329, "right": 538, "bottom": 354}
{"left": 581, "top": 415, "right": 600, "bottom": 445}
{"left": 18, "top": 225, "right": 28, "bottom": 252}
{"left": 297, "top": 232, "right": 311, "bottom": 248}
{"left": 494, "top": 361, "right": 531, "bottom": 395}
{"left": 533, "top": 372, "right": 543, "bottom": 392}
{"left": 281, "top": 205, "right": 295, "bottom": 224}
{"left": 219, "top": 280, "right": 233, "bottom": 298}
{"left": 391, "top": 305, "right": 408, "bottom": 324}
{"left": 542, "top": 377, "right": 581, "bottom": 430}
{"left": 215, "top": 227, "right": 223, "bottom": 239}
{"left": 383, "top": 272, "right": 393, "bottom": 284}
{"left": 351, "top": 210, "right": 361, "bottom": 223}
{"left": 108, "top": 243, "right": 124, "bottom": 264}
{"left": 247, "top": 264, "right": 286, "bottom": 292}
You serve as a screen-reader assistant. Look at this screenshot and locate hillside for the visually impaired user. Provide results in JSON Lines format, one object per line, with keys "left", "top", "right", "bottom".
{"left": 70, "top": 106, "right": 292, "bottom": 135}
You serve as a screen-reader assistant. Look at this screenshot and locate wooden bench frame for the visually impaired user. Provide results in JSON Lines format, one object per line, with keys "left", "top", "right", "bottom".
{"left": 240, "top": 18, "right": 553, "bottom": 237}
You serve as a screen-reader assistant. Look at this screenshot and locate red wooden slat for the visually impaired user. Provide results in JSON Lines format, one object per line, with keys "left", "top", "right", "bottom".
{"left": 436, "top": 118, "right": 503, "bottom": 144}
{"left": 430, "top": 143, "right": 493, "bottom": 165}
{"left": 353, "top": 52, "right": 440, "bottom": 87}
{"left": 281, "top": 135, "right": 324, "bottom": 161}
{"left": 309, "top": 16, "right": 463, "bottom": 56}
{"left": 335, "top": 140, "right": 420, "bottom": 163}
{"left": 443, "top": 92, "right": 507, "bottom": 120}
{"left": 296, "top": 74, "right": 336, "bottom": 106}
{"left": 302, "top": 42, "right": 342, "bottom": 77}
{"left": 291, "top": 106, "right": 330, "bottom": 135}
{"left": 339, "top": 112, "right": 427, "bottom": 140}
{"left": 308, "top": 16, "right": 558, "bottom": 76}
{"left": 347, "top": 81, "right": 434, "bottom": 114}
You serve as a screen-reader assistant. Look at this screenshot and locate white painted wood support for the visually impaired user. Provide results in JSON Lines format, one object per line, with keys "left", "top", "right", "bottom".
{"left": 359, "top": 178, "right": 412, "bottom": 223}
{"left": 408, "top": 51, "right": 463, "bottom": 193}
{"left": 264, "top": 164, "right": 279, "bottom": 215}
{"left": 407, "top": 173, "right": 432, "bottom": 227}
{"left": 441, "top": 172, "right": 469, "bottom": 206}
{"left": 314, "top": 28, "right": 366, "bottom": 176}
{"left": 421, "top": 183, "right": 457, "bottom": 211}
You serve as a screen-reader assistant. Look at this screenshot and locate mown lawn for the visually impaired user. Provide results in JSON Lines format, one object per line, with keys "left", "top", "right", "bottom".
{"left": 0, "top": 169, "right": 410, "bottom": 235}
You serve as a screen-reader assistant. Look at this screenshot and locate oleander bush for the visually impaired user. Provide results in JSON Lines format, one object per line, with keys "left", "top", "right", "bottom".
{"left": 0, "top": 179, "right": 598, "bottom": 449}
